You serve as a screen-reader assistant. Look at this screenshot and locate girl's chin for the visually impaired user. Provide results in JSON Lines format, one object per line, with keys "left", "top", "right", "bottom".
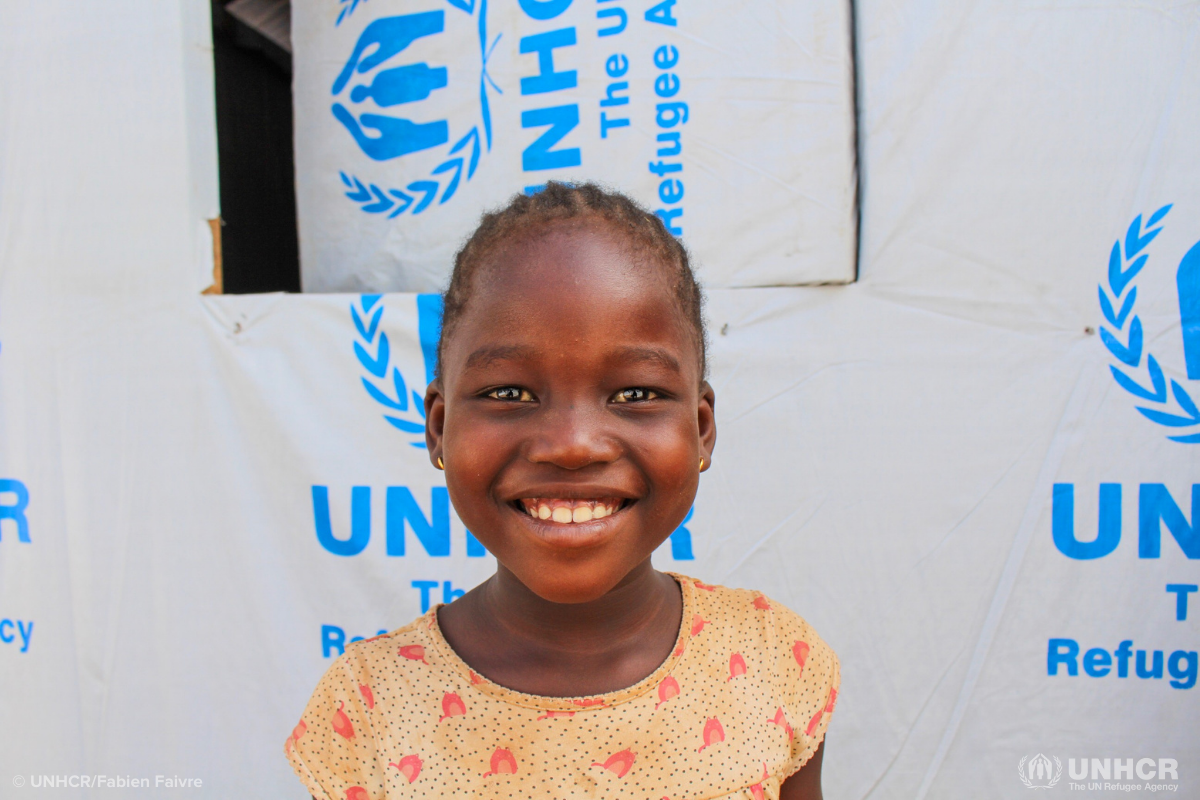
{"left": 515, "top": 569, "right": 631, "bottom": 605}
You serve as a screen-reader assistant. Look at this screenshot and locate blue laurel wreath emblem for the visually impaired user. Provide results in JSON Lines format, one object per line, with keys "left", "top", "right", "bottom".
{"left": 336, "top": 0, "right": 500, "bottom": 217}
{"left": 1099, "top": 205, "right": 1200, "bottom": 443}
{"left": 336, "top": 0, "right": 367, "bottom": 26}
{"left": 352, "top": 295, "right": 428, "bottom": 448}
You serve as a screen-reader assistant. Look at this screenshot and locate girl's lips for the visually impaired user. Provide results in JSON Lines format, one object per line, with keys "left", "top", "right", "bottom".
{"left": 516, "top": 497, "right": 626, "bottom": 523}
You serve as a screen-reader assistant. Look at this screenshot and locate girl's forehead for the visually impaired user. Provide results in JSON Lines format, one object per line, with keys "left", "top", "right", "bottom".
{"left": 449, "top": 237, "right": 696, "bottom": 370}
{"left": 472, "top": 225, "right": 678, "bottom": 309}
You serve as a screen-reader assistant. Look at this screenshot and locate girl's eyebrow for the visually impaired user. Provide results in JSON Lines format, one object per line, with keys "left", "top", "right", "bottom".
{"left": 465, "top": 344, "right": 538, "bottom": 370}
{"left": 612, "top": 346, "right": 681, "bottom": 373}
{"left": 463, "top": 344, "right": 681, "bottom": 373}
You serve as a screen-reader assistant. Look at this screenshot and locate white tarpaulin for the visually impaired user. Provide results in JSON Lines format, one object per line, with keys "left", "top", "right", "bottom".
{"left": 1, "top": 0, "right": 1199, "bottom": 798}
{"left": 291, "top": 0, "right": 858, "bottom": 291}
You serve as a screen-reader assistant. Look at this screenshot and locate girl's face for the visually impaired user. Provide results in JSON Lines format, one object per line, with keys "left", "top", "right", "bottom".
{"left": 426, "top": 222, "right": 715, "bottom": 604}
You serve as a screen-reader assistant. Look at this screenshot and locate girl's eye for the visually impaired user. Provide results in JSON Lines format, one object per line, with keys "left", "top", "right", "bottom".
{"left": 487, "top": 387, "right": 536, "bottom": 402}
{"left": 612, "top": 387, "right": 659, "bottom": 404}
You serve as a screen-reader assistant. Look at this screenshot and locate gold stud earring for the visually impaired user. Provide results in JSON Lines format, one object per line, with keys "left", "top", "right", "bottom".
{"left": 437, "top": 457, "right": 445, "bottom": 470}
{"left": 699, "top": 457, "right": 705, "bottom": 470}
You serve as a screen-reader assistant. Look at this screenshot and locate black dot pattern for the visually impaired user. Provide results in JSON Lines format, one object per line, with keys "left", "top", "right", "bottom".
{"left": 284, "top": 573, "right": 839, "bottom": 799}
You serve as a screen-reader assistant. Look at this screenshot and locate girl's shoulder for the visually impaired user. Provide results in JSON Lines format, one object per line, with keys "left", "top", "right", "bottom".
{"left": 671, "top": 573, "right": 840, "bottom": 779}
{"left": 284, "top": 610, "right": 466, "bottom": 797}
{"left": 672, "top": 572, "right": 833, "bottom": 654}
{"left": 320, "top": 608, "right": 471, "bottom": 692}
{"left": 342, "top": 611, "right": 440, "bottom": 666}
{"left": 672, "top": 574, "right": 839, "bottom": 707}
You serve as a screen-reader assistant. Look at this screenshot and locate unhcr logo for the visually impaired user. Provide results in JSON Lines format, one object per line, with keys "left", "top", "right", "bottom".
{"left": 332, "top": 11, "right": 451, "bottom": 161}
{"left": 331, "top": 1, "right": 499, "bottom": 217}
{"left": 1018, "top": 754, "right": 1062, "bottom": 789}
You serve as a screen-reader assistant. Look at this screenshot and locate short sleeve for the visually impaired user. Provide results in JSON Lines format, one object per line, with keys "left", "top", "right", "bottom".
{"left": 772, "top": 605, "right": 840, "bottom": 779}
{"left": 285, "top": 653, "right": 386, "bottom": 800}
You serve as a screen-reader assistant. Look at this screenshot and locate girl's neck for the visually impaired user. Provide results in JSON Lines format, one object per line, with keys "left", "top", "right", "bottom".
{"left": 485, "top": 560, "right": 676, "bottom": 644}
{"left": 437, "top": 560, "right": 684, "bottom": 697}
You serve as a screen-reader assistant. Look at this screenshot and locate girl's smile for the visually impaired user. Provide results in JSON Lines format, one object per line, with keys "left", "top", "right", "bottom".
{"left": 510, "top": 496, "right": 634, "bottom": 550}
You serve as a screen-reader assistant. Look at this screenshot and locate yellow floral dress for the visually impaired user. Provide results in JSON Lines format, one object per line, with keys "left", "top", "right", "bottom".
{"left": 285, "top": 574, "right": 840, "bottom": 799}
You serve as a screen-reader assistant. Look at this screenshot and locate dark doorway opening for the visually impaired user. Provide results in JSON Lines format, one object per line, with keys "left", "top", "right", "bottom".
{"left": 210, "top": 0, "right": 300, "bottom": 294}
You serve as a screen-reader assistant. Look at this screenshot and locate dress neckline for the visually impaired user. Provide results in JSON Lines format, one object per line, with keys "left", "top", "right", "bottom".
{"left": 424, "top": 572, "right": 695, "bottom": 711}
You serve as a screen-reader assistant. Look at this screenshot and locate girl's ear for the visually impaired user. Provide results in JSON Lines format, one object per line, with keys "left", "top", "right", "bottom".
{"left": 425, "top": 379, "right": 446, "bottom": 469}
{"left": 698, "top": 380, "right": 716, "bottom": 469}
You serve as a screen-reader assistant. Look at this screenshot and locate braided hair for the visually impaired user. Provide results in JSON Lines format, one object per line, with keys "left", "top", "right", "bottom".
{"left": 437, "top": 181, "right": 707, "bottom": 382}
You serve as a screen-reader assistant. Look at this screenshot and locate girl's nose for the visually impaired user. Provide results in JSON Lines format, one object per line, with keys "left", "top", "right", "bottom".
{"left": 525, "top": 404, "right": 621, "bottom": 469}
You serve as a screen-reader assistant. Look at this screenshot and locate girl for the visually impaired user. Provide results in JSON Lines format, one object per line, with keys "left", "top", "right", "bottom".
{"left": 285, "top": 183, "right": 839, "bottom": 799}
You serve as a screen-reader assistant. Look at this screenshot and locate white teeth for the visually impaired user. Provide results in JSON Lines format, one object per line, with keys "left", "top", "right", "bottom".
{"left": 522, "top": 499, "right": 621, "bottom": 523}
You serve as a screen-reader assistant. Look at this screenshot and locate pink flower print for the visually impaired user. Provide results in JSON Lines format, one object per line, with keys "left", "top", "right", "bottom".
{"left": 728, "top": 653, "right": 747, "bottom": 681}
{"left": 694, "top": 580, "right": 716, "bottom": 591}
{"left": 345, "top": 786, "right": 369, "bottom": 800}
{"left": 359, "top": 684, "right": 375, "bottom": 710}
{"left": 690, "top": 614, "right": 709, "bottom": 635}
{"left": 697, "top": 717, "right": 725, "bottom": 753}
{"left": 389, "top": 754, "right": 422, "bottom": 783}
{"left": 672, "top": 641, "right": 686, "bottom": 658}
{"left": 332, "top": 701, "right": 354, "bottom": 739}
{"left": 536, "top": 710, "right": 576, "bottom": 720}
{"left": 591, "top": 748, "right": 637, "bottom": 778}
{"left": 655, "top": 676, "right": 680, "bottom": 709}
{"left": 804, "top": 687, "right": 838, "bottom": 735}
{"left": 749, "top": 763, "right": 769, "bottom": 800}
{"left": 752, "top": 595, "right": 771, "bottom": 611}
{"left": 803, "top": 687, "right": 839, "bottom": 736}
{"left": 438, "top": 692, "right": 466, "bottom": 722}
{"left": 793, "top": 640, "right": 809, "bottom": 673}
{"left": 767, "top": 707, "right": 794, "bottom": 742}
{"left": 398, "top": 644, "right": 428, "bottom": 664}
{"left": 483, "top": 748, "right": 518, "bottom": 777}
{"left": 468, "top": 670, "right": 483, "bottom": 685}
{"left": 573, "top": 697, "right": 606, "bottom": 708}
{"left": 285, "top": 718, "right": 308, "bottom": 754}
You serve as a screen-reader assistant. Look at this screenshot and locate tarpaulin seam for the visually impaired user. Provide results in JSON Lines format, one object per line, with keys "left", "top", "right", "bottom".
{"left": 725, "top": 362, "right": 868, "bottom": 424}
{"left": 913, "top": 365, "right": 1095, "bottom": 799}
{"left": 906, "top": 440, "right": 1036, "bottom": 576}
{"left": 719, "top": 497, "right": 826, "bottom": 583}
{"left": 860, "top": 636, "right": 971, "bottom": 800}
